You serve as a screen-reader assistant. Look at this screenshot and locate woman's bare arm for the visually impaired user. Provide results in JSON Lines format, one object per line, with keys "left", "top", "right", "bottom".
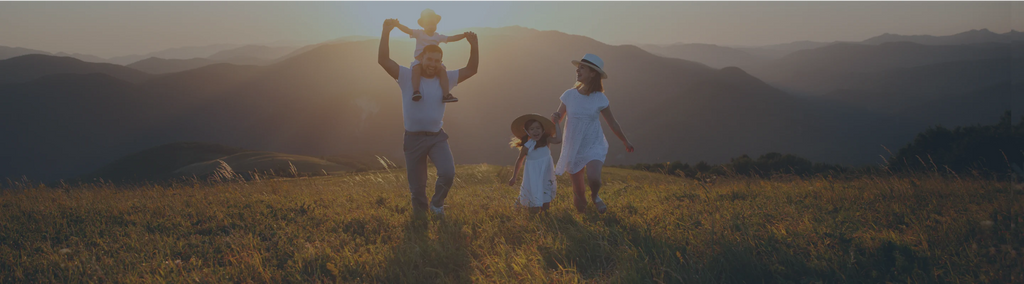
{"left": 600, "top": 106, "right": 634, "bottom": 152}
{"left": 551, "top": 102, "right": 567, "bottom": 124}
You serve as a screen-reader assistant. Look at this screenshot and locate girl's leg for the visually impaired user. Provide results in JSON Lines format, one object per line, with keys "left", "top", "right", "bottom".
{"left": 570, "top": 169, "right": 588, "bottom": 212}
{"left": 585, "top": 160, "right": 606, "bottom": 213}
{"left": 412, "top": 65, "right": 422, "bottom": 101}
{"left": 541, "top": 202, "right": 550, "bottom": 212}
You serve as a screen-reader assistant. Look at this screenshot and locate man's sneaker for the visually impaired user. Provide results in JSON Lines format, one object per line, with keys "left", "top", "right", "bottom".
{"left": 412, "top": 91, "right": 423, "bottom": 102}
{"left": 429, "top": 204, "right": 445, "bottom": 216}
{"left": 442, "top": 93, "right": 459, "bottom": 103}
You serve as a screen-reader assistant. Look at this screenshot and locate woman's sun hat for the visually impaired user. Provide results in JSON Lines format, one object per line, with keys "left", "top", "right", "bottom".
{"left": 418, "top": 9, "right": 442, "bottom": 28}
{"left": 571, "top": 53, "right": 608, "bottom": 79}
{"left": 511, "top": 113, "right": 556, "bottom": 138}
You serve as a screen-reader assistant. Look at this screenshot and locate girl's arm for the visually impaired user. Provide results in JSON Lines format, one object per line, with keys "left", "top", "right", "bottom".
{"left": 395, "top": 21, "right": 415, "bottom": 35}
{"left": 549, "top": 122, "right": 563, "bottom": 144}
{"left": 551, "top": 102, "right": 567, "bottom": 124}
{"left": 508, "top": 147, "right": 529, "bottom": 186}
{"left": 600, "top": 106, "right": 635, "bottom": 152}
{"left": 446, "top": 32, "right": 468, "bottom": 42}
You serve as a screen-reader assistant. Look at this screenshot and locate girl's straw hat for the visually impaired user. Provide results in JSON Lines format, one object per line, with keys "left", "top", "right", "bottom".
{"left": 418, "top": 9, "right": 442, "bottom": 28}
{"left": 571, "top": 53, "right": 608, "bottom": 79}
{"left": 511, "top": 114, "right": 556, "bottom": 138}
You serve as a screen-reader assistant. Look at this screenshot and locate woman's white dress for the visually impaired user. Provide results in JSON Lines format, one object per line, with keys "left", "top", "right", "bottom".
{"left": 555, "top": 88, "right": 609, "bottom": 175}
{"left": 519, "top": 139, "right": 557, "bottom": 207}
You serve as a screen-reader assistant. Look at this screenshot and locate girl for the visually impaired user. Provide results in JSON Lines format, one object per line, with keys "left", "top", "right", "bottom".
{"left": 507, "top": 114, "right": 562, "bottom": 213}
{"left": 551, "top": 53, "right": 634, "bottom": 214}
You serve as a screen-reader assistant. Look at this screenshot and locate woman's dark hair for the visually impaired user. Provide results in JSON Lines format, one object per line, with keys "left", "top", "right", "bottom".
{"left": 573, "top": 64, "right": 604, "bottom": 94}
{"left": 509, "top": 120, "right": 549, "bottom": 150}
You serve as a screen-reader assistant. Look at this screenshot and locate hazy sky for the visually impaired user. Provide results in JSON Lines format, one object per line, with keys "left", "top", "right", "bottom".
{"left": 1, "top": 1, "right": 1021, "bottom": 58}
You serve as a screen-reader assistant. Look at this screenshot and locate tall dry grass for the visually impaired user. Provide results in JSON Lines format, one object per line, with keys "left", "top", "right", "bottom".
{"left": 1, "top": 165, "right": 1020, "bottom": 283}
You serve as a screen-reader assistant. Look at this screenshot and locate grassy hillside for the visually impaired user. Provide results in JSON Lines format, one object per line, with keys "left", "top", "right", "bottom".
{"left": 1, "top": 165, "right": 1020, "bottom": 282}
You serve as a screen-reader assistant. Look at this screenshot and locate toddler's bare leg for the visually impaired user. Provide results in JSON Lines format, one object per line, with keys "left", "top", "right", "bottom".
{"left": 439, "top": 66, "right": 449, "bottom": 95}
{"left": 439, "top": 66, "right": 458, "bottom": 103}
{"left": 411, "top": 65, "right": 423, "bottom": 101}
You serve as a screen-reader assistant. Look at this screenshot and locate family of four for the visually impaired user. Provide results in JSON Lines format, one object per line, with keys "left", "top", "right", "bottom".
{"left": 377, "top": 10, "right": 634, "bottom": 216}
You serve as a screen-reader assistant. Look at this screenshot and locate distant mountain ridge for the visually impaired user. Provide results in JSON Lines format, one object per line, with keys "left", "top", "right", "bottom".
{"left": 862, "top": 29, "right": 1023, "bottom": 45}
{"left": 107, "top": 44, "right": 247, "bottom": 65}
{"left": 126, "top": 57, "right": 222, "bottom": 74}
{"left": 0, "top": 46, "right": 51, "bottom": 60}
{"left": 744, "top": 41, "right": 1020, "bottom": 96}
{"left": 209, "top": 45, "right": 293, "bottom": 60}
{"left": 0, "top": 54, "right": 152, "bottom": 84}
{"left": 643, "top": 29, "right": 1022, "bottom": 72}
{"left": 638, "top": 43, "right": 764, "bottom": 69}
{"left": 765, "top": 41, "right": 1013, "bottom": 74}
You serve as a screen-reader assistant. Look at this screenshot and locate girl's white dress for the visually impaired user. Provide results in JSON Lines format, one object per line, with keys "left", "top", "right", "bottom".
{"left": 519, "top": 139, "right": 557, "bottom": 207}
{"left": 555, "top": 88, "right": 610, "bottom": 175}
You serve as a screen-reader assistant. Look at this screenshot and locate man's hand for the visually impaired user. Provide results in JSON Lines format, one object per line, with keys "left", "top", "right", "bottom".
{"left": 383, "top": 18, "right": 397, "bottom": 31}
{"left": 379, "top": 18, "right": 400, "bottom": 79}
{"left": 456, "top": 31, "right": 480, "bottom": 84}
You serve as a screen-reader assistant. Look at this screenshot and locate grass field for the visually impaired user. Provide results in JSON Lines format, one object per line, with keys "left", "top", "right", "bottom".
{"left": 1, "top": 165, "right": 1021, "bottom": 283}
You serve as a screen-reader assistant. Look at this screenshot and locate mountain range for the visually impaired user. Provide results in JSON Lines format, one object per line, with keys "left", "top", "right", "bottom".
{"left": 0, "top": 36, "right": 378, "bottom": 68}
{"left": 640, "top": 29, "right": 1023, "bottom": 69}
{"left": 107, "top": 44, "right": 249, "bottom": 65}
{"left": 126, "top": 57, "right": 223, "bottom": 74}
{"left": 861, "top": 29, "right": 1024, "bottom": 45}
{"left": 643, "top": 29, "right": 1022, "bottom": 130}
{"left": 0, "top": 27, "right": 1017, "bottom": 182}
{"left": 0, "top": 54, "right": 152, "bottom": 84}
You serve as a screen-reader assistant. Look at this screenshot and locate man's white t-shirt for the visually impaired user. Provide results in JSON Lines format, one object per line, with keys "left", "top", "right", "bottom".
{"left": 410, "top": 29, "right": 449, "bottom": 58}
{"left": 396, "top": 65, "right": 459, "bottom": 132}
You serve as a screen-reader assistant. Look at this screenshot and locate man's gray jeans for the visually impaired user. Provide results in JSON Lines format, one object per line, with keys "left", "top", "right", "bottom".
{"left": 404, "top": 129, "right": 455, "bottom": 211}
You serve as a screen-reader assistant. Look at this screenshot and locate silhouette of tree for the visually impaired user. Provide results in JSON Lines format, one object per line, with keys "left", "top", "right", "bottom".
{"left": 888, "top": 111, "right": 1023, "bottom": 177}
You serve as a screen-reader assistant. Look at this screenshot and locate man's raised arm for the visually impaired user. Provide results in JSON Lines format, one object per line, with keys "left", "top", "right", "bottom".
{"left": 457, "top": 31, "right": 479, "bottom": 84}
{"left": 378, "top": 19, "right": 400, "bottom": 80}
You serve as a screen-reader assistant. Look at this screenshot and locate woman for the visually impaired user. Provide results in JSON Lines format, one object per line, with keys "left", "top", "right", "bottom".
{"left": 551, "top": 53, "right": 634, "bottom": 213}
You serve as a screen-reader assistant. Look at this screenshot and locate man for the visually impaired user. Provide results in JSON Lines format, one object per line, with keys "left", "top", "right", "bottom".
{"left": 377, "top": 18, "right": 479, "bottom": 215}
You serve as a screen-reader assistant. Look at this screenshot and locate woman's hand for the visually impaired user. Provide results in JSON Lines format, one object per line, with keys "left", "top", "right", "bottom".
{"left": 624, "top": 141, "right": 635, "bottom": 153}
{"left": 507, "top": 176, "right": 516, "bottom": 186}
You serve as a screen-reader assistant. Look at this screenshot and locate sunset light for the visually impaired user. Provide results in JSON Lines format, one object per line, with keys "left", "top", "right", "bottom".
{"left": 1, "top": 2, "right": 1021, "bottom": 282}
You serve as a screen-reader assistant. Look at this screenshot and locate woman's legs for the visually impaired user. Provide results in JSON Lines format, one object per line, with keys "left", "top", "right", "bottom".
{"left": 570, "top": 169, "right": 588, "bottom": 212}
{"left": 585, "top": 160, "right": 607, "bottom": 213}
{"left": 570, "top": 160, "right": 605, "bottom": 213}
{"left": 585, "top": 160, "right": 604, "bottom": 201}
